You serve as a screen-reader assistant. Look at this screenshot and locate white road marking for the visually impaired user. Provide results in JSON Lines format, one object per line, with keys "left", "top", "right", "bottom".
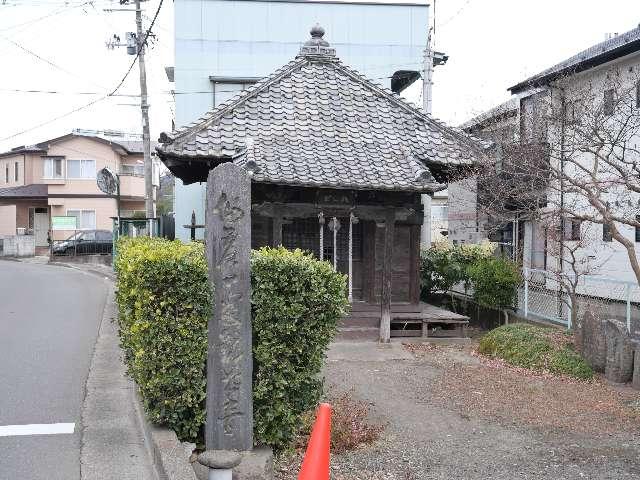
{"left": 0, "top": 423, "right": 75, "bottom": 437}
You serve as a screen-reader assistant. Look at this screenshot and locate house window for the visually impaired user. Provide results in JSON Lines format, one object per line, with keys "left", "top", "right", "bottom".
{"left": 604, "top": 89, "right": 615, "bottom": 115}
{"left": 120, "top": 163, "right": 144, "bottom": 176}
{"left": 5, "top": 164, "right": 8, "bottom": 183}
{"left": 635, "top": 215, "right": 640, "bottom": 243}
{"left": 67, "top": 209, "right": 96, "bottom": 230}
{"left": 603, "top": 222, "right": 613, "bottom": 242}
{"left": 431, "top": 205, "right": 448, "bottom": 222}
{"left": 210, "top": 76, "right": 259, "bottom": 107}
{"left": 570, "top": 219, "right": 581, "bottom": 241}
{"left": 565, "top": 100, "right": 577, "bottom": 124}
{"left": 636, "top": 81, "right": 640, "bottom": 108}
{"left": 67, "top": 159, "right": 96, "bottom": 179}
{"left": 14, "top": 161, "right": 18, "bottom": 182}
{"left": 43, "top": 157, "right": 63, "bottom": 179}
{"left": 563, "top": 218, "right": 581, "bottom": 241}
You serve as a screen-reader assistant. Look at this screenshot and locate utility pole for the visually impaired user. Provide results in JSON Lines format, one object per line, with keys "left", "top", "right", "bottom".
{"left": 106, "top": 0, "right": 155, "bottom": 228}
{"left": 420, "top": 2, "right": 448, "bottom": 248}
{"left": 135, "top": 0, "right": 154, "bottom": 222}
{"left": 420, "top": 20, "right": 435, "bottom": 248}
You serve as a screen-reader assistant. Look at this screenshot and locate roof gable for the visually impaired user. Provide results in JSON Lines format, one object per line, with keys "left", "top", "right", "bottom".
{"left": 158, "top": 26, "right": 483, "bottom": 192}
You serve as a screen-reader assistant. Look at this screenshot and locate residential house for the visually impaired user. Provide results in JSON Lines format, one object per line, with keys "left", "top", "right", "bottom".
{"left": 171, "top": 0, "right": 430, "bottom": 241}
{"left": 455, "top": 24, "right": 640, "bottom": 283}
{"left": 0, "top": 130, "right": 159, "bottom": 249}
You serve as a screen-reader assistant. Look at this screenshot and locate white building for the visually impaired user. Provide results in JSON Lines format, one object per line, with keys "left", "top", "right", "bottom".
{"left": 458, "top": 25, "right": 640, "bottom": 284}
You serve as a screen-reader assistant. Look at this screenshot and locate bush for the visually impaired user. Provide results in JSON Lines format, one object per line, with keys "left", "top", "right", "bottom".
{"left": 115, "top": 239, "right": 348, "bottom": 448}
{"left": 251, "top": 247, "right": 349, "bottom": 448}
{"left": 420, "top": 244, "right": 464, "bottom": 297}
{"left": 478, "top": 323, "right": 594, "bottom": 380}
{"left": 467, "top": 256, "right": 521, "bottom": 309}
{"left": 114, "top": 237, "right": 210, "bottom": 441}
{"left": 420, "top": 241, "right": 521, "bottom": 313}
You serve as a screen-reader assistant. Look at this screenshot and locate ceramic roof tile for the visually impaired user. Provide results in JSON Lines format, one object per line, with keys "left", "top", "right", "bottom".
{"left": 158, "top": 26, "right": 484, "bottom": 192}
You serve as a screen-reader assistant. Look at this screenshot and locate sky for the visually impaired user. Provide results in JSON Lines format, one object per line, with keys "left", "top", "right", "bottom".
{"left": 1, "top": 0, "right": 640, "bottom": 153}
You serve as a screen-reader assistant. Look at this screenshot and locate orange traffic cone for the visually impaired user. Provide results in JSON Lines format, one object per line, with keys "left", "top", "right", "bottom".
{"left": 298, "top": 403, "right": 332, "bottom": 480}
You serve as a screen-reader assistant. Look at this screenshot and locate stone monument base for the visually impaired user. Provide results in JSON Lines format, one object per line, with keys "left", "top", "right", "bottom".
{"left": 194, "top": 448, "right": 274, "bottom": 480}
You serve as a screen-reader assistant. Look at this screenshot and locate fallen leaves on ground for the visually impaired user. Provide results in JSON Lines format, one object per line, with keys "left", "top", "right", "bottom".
{"left": 406, "top": 342, "right": 640, "bottom": 437}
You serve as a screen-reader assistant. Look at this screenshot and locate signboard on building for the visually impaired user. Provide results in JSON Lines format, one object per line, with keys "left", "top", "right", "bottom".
{"left": 51, "top": 216, "right": 77, "bottom": 231}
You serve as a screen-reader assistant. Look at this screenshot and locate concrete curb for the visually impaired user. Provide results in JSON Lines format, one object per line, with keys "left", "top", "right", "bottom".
{"left": 135, "top": 401, "right": 198, "bottom": 480}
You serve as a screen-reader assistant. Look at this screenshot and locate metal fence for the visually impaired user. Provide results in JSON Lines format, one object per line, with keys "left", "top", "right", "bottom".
{"left": 50, "top": 236, "right": 113, "bottom": 257}
{"left": 521, "top": 268, "right": 640, "bottom": 337}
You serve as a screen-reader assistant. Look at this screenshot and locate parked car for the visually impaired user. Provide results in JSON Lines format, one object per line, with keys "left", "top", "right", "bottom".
{"left": 52, "top": 230, "right": 113, "bottom": 255}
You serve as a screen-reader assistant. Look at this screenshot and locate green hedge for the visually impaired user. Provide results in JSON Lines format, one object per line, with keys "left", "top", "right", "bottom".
{"left": 467, "top": 257, "right": 521, "bottom": 309}
{"left": 420, "top": 241, "right": 496, "bottom": 298}
{"left": 114, "top": 237, "right": 210, "bottom": 441}
{"left": 114, "top": 239, "right": 348, "bottom": 448}
{"left": 478, "top": 323, "right": 594, "bottom": 380}
{"left": 420, "top": 241, "right": 521, "bottom": 311}
{"left": 251, "top": 247, "right": 349, "bottom": 448}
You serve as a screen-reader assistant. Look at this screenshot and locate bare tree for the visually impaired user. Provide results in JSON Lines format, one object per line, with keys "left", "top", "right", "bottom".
{"left": 471, "top": 66, "right": 640, "bottom": 287}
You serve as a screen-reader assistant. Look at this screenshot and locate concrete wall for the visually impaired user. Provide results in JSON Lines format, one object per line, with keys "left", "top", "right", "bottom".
{"left": 174, "top": 0, "right": 429, "bottom": 240}
{"left": 0, "top": 234, "right": 35, "bottom": 257}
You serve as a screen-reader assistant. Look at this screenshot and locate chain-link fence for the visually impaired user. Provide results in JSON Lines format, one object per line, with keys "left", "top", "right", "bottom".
{"left": 520, "top": 268, "right": 640, "bottom": 338}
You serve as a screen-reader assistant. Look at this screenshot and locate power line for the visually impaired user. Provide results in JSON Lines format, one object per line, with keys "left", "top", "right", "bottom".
{"left": 0, "top": 1, "right": 88, "bottom": 33}
{"left": 0, "top": 0, "right": 165, "bottom": 142}
{"left": 0, "top": 32, "right": 108, "bottom": 89}
{"left": 438, "top": 0, "right": 473, "bottom": 29}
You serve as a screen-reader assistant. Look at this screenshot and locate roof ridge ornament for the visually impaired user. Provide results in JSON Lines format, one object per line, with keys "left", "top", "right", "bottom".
{"left": 298, "top": 24, "right": 336, "bottom": 58}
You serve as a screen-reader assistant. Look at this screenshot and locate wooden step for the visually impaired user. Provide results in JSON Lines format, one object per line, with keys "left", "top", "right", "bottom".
{"left": 340, "top": 316, "right": 380, "bottom": 328}
{"left": 336, "top": 327, "right": 379, "bottom": 341}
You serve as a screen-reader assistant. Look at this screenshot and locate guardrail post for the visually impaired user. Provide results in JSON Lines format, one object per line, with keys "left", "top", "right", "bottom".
{"left": 523, "top": 267, "right": 529, "bottom": 318}
{"left": 625, "top": 283, "right": 631, "bottom": 333}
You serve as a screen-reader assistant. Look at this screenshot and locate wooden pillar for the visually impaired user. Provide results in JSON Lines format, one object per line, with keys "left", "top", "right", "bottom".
{"left": 409, "top": 224, "right": 421, "bottom": 304}
{"left": 380, "top": 209, "right": 395, "bottom": 343}
{"left": 362, "top": 221, "right": 376, "bottom": 304}
{"left": 272, "top": 215, "right": 283, "bottom": 247}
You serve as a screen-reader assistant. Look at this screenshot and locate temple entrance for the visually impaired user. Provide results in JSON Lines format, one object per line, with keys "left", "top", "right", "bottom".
{"left": 281, "top": 216, "right": 364, "bottom": 301}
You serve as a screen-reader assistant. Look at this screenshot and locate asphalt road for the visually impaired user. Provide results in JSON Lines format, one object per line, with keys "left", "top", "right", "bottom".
{"left": 0, "top": 261, "right": 107, "bottom": 480}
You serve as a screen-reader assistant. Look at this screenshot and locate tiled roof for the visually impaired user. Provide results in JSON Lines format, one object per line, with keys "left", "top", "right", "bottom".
{"left": 510, "top": 25, "right": 640, "bottom": 93}
{"left": 158, "top": 26, "right": 484, "bottom": 192}
{"left": 0, "top": 183, "right": 47, "bottom": 198}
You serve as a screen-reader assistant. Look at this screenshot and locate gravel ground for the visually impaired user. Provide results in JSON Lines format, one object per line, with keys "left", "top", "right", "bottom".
{"left": 276, "top": 341, "right": 640, "bottom": 480}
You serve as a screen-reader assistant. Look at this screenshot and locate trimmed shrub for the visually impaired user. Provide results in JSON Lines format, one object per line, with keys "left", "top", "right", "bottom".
{"left": 251, "top": 247, "right": 349, "bottom": 448}
{"left": 114, "top": 237, "right": 210, "bottom": 441}
{"left": 478, "top": 323, "right": 594, "bottom": 380}
{"left": 467, "top": 256, "right": 521, "bottom": 309}
{"left": 115, "top": 239, "right": 348, "bottom": 449}
{"left": 420, "top": 241, "right": 496, "bottom": 298}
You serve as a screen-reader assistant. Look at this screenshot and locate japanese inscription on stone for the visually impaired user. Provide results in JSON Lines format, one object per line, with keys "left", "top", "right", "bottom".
{"left": 205, "top": 162, "right": 253, "bottom": 451}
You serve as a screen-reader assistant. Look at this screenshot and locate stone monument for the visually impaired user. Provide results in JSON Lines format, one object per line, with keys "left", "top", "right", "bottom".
{"left": 576, "top": 312, "right": 607, "bottom": 372}
{"left": 604, "top": 319, "right": 634, "bottom": 384}
{"left": 198, "top": 162, "right": 273, "bottom": 480}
